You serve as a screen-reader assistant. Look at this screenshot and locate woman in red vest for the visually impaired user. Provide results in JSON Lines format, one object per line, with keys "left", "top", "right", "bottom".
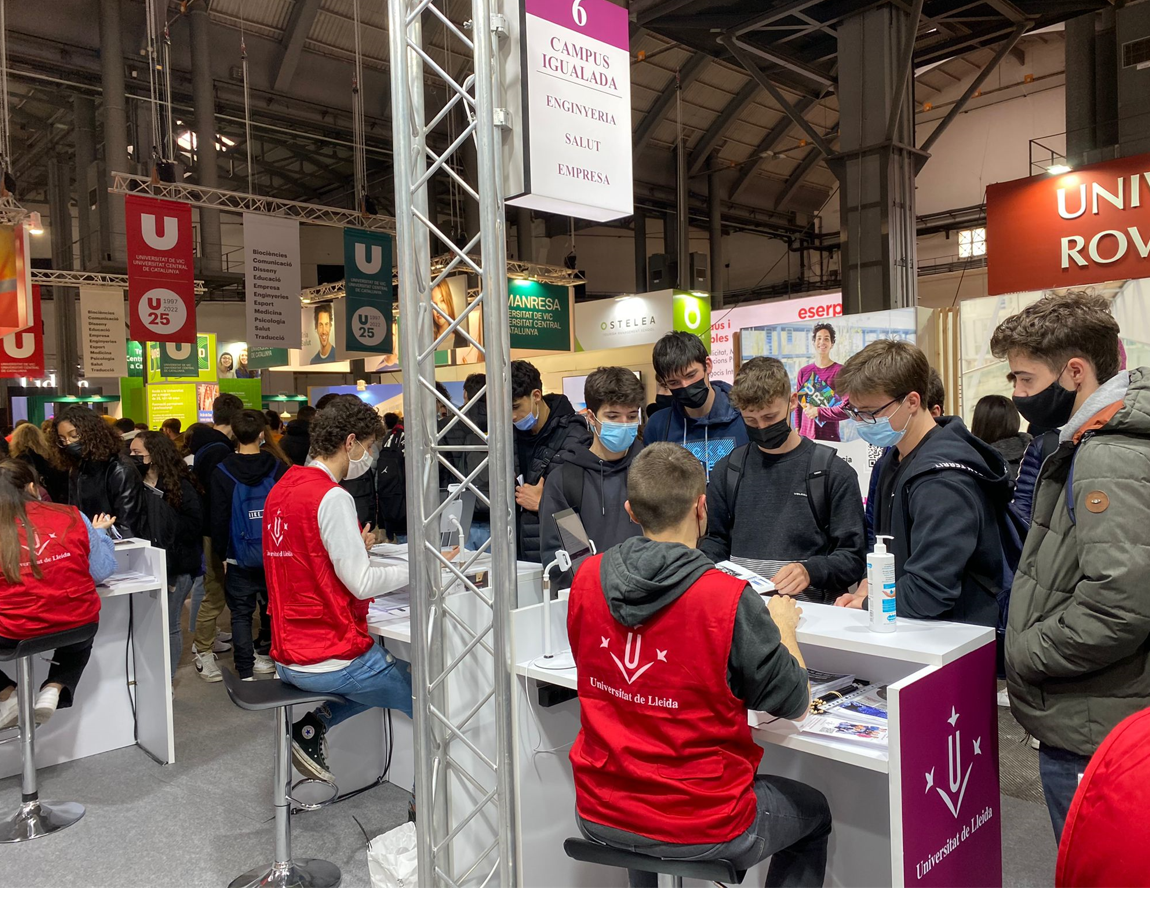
{"left": 0, "top": 459, "right": 118, "bottom": 729}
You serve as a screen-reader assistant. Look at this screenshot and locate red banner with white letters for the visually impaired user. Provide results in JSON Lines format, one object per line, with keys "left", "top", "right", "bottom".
{"left": 126, "top": 194, "right": 196, "bottom": 343}
{"left": 0, "top": 285, "right": 45, "bottom": 377}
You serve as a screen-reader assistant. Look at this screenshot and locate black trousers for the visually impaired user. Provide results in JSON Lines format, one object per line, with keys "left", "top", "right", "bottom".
{"left": 224, "top": 565, "right": 271, "bottom": 679}
{"left": 0, "top": 629, "right": 97, "bottom": 709}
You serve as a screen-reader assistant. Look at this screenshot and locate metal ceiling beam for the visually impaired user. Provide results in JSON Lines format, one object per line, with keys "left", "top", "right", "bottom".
{"left": 734, "top": 0, "right": 825, "bottom": 37}
{"left": 634, "top": 0, "right": 697, "bottom": 28}
{"left": 887, "top": 0, "right": 926, "bottom": 142}
{"left": 687, "top": 79, "right": 760, "bottom": 176}
{"left": 274, "top": 0, "right": 323, "bottom": 93}
{"left": 775, "top": 119, "right": 838, "bottom": 209}
{"left": 632, "top": 52, "right": 710, "bottom": 156}
{"left": 729, "top": 36, "right": 836, "bottom": 89}
{"left": 728, "top": 95, "right": 819, "bottom": 200}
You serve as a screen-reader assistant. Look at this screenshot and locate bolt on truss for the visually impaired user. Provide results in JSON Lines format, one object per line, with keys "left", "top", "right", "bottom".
{"left": 31, "top": 268, "right": 207, "bottom": 294}
{"left": 108, "top": 172, "right": 397, "bottom": 232}
{"left": 389, "top": 0, "right": 518, "bottom": 887}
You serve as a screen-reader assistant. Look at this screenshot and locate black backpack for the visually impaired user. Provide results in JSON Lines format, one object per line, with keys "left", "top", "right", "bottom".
{"left": 375, "top": 430, "right": 407, "bottom": 534}
{"left": 719, "top": 442, "right": 838, "bottom": 541}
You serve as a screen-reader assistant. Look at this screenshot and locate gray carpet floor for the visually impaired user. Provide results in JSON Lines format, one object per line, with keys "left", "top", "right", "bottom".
{"left": 0, "top": 608, "right": 1060, "bottom": 887}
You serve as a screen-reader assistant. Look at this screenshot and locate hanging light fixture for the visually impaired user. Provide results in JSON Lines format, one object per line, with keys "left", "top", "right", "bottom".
{"left": 27, "top": 211, "right": 43, "bottom": 235}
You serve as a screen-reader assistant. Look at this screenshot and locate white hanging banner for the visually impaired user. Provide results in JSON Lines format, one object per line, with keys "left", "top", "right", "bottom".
{"left": 244, "top": 213, "right": 302, "bottom": 349}
{"left": 79, "top": 286, "right": 128, "bottom": 377}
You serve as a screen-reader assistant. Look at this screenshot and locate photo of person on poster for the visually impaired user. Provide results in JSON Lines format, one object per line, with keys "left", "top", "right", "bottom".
{"left": 793, "top": 322, "right": 848, "bottom": 442}
{"left": 311, "top": 303, "right": 336, "bottom": 364}
{"left": 217, "top": 352, "right": 235, "bottom": 379}
{"left": 235, "top": 347, "right": 260, "bottom": 379}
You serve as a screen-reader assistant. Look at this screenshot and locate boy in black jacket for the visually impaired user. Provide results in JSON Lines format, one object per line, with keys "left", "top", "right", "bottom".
{"left": 701, "top": 357, "right": 866, "bottom": 603}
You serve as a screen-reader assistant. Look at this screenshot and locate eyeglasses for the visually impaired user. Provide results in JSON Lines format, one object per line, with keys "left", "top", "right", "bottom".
{"left": 57, "top": 433, "right": 80, "bottom": 447}
{"left": 845, "top": 395, "right": 906, "bottom": 425}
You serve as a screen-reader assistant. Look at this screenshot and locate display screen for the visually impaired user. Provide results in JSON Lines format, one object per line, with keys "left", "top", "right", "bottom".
{"left": 553, "top": 508, "right": 593, "bottom": 562}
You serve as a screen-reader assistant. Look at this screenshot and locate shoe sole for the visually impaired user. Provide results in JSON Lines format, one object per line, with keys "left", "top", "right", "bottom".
{"left": 291, "top": 743, "right": 335, "bottom": 785}
{"left": 196, "top": 668, "right": 223, "bottom": 683}
{"left": 33, "top": 707, "right": 55, "bottom": 726}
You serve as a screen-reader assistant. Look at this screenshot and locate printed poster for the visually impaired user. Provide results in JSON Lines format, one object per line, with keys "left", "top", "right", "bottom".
{"left": 125, "top": 195, "right": 196, "bottom": 343}
{"left": 343, "top": 228, "right": 393, "bottom": 354}
{"left": 79, "top": 286, "right": 128, "bottom": 377}
{"left": 0, "top": 284, "right": 45, "bottom": 377}
{"left": 245, "top": 213, "right": 301, "bottom": 348}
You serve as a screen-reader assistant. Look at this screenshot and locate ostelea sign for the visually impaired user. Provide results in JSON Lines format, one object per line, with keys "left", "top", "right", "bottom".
{"left": 986, "top": 152, "right": 1150, "bottom": 295}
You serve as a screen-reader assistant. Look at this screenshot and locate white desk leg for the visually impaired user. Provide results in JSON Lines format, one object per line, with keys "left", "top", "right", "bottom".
{"left": 130, "top": 588, "right": 175, "bottom": 764}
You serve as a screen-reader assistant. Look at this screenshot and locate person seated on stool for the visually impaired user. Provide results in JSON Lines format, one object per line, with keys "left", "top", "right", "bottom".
{"left": 568, "top": 442, "right": 831, "bottom": 888}
{"left": 264, "top": 397, "right": 458, "bottom": 785}
{"left": 0, "top": 459, "right": 117, "bottom": 729}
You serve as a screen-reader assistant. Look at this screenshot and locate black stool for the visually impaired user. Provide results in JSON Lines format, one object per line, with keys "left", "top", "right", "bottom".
{"left": 564, "top": 837, "right": 746, "bottom": 888}
{"left": 0, "top": 622, "right": 98, "bottom": 843}
{"left": 221, "top": 668, "right": 346, "bottom": 888}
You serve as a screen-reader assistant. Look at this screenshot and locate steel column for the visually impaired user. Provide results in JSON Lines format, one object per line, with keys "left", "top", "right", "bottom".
{"left": 707, "top": 155, "right": 723, "bottom": 305}
{"left": 48, "top": 155, "right": 79, "bottom": 390}
{"left": 189, "top": 3, "right": 223, "bottom": 272}
{"left": 675, "top": 143, "right": 689, "bottom": 290}
{"left": 633, "top": 212, "right": 647, "bottom": 293}
{"left": 72, "top": 96, "right": 96, "bottom": 271}
{"left": 515, "top": 208, "right": 532, "bottom": 263}
{"left": 99, "top": 0, "right": 128, "bottom": 264}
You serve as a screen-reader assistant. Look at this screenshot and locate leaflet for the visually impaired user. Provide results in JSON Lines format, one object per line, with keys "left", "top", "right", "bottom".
{"left": 716, "top": 560, "right": 775, "bottom": 595}
{"left": 824, "top": 685, "right": 888, "bottom": 724}
{"left": 800, "top": 715, "right": 889, "bottom": 746}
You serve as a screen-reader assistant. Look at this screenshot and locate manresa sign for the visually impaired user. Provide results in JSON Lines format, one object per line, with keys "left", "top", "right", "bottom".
{"left": 508, "top": 279, "right": 572, "bottom": 351}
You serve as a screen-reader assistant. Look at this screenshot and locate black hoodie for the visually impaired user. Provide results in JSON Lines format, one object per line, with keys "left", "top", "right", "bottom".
{"left": 210, "top": 451, "right": 288, "bottom": 563}
{"left": 280, "top": 419, "right": 312, "bottom": 467}
{"left": 594, "top": 538, "right": 809, "bottom": 718}
{"left": 874, "top": 417, "right": 1011, "bottom": 626}
{"left": 190, "top": 426, "right": 233, "bottom": 536}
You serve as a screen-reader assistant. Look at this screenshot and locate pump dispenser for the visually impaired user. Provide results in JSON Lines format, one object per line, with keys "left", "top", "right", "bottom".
{"left": 867, "top": 535, "right": 897, "bottom": 633}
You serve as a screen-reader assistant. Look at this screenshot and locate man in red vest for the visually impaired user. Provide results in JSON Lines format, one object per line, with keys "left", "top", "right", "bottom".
{"left": 265, "top": 397, "right": 433, "bottom": 785}
{"left": 568, "top": 442, "right": 831, "bottom": 887}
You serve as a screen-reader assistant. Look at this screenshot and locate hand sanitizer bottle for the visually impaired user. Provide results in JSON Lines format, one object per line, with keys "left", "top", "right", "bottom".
{"left": 867, "top": 535, "right": 897, "bottom": 633}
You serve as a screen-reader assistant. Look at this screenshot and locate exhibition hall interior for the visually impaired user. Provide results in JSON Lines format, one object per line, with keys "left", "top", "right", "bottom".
{"left": 1, "top": 0, "right": 1148, "bottom": 888}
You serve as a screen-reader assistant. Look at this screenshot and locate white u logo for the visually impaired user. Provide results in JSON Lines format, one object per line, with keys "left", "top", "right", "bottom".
{"left": 167, "top": 342, "right": 192, "bottom": 359}
{"left": 623, "top": 632, "right": 642, "bottom": 670}
{"left": 142, "top": 214, "right": 179, "bottom": 250}
{"left": 355, "top": 242, "right": 382, "bottom": 274}
{"left": 1, "top": 331, "right": 35, "bottom": 358}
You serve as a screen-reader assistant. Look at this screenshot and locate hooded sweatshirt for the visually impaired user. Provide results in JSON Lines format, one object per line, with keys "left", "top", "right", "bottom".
{"left": 990, "top": 433, "right": 1032, "bottom": 480}
{"left": 280, "top": 419, "right": 312, "bottom": 467}
{"left": 210, "top": 451, "right": 288, "bottom": 564}
{"left": 873, "top": 416, "right": 1011, "bottom": 626}
{"left": 642, "top": 380, "right": 748, "bottom": 477}
{"left": 538, "top": 439, "right": 643, "bottom": 587}
{"left": 190, "top": 426, "right": 233, "bottom": 537}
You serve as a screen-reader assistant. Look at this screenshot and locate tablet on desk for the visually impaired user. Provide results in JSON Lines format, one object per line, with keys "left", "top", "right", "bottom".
{"left": 553, "top": 508, "right": 594, "bottom": 564}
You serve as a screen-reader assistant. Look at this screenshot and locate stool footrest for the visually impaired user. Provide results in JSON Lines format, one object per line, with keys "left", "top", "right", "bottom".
{"left": 563, "top": 837, "right": 744, "bottom": 884}
{"left": 289, "top": 778, "right": 340, "bottom": 812}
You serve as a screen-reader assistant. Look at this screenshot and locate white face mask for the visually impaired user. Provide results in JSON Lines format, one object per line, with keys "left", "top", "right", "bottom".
{"left": 345, "top": 439, "right": 373, "bottom": 480}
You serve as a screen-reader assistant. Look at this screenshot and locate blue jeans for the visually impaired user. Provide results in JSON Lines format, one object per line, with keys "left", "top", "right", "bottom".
{"left": 167, "top": 572, "right": 194, "bottom": 680}
{"left": 1039, "top": 744, "right": 1091, "bottom": 843}
{"left": 276, "top": 643, "right": 413, "bottom": 729}
{"left": 467, "top": 520, "right": 491, "bottom": 552}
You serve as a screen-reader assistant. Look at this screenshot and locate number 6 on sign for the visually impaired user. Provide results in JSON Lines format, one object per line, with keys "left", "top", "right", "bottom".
{"left": 572, "top": 0, "right": 586, "bottom": 26}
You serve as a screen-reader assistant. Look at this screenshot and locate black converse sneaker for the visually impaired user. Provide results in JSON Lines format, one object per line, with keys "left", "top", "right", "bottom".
{"left": 291, "top": 711, "right": 334, "bottom": 784}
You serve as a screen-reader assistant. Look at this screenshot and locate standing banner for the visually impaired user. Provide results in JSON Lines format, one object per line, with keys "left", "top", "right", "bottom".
{"left": 0, "top": 285, "right": 45, "bottom": 377}
{"left": 125, "top": 195, "right": 196, "bottom": 343}
{"left": 245, "top": 213, "right": 302, "bottom": 348}
{"left": 508, "top": 279, "right": 572, "bottom": 351}
{"left": 343, "top": 228, "right": 393, "bottom": 354}
{"left": 79, "top": 286, "right": 128, "bottom": 377}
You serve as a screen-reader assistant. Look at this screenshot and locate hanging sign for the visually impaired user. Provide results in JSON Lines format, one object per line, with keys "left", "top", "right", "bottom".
{"left": 245, "top": 213, "right": 302, "bottom": 348}
{"left": 146, "top": 333, "right": 217, "bottom": 383}
{"left": 248, "top": 346, "right": 290, "bottom": 368}
{"left": 127, "top": 340, "right": 145, "bottom": 377}
{"left": 343, "top": 228, "right": 394, "bottom": 354}
{"left": 986, "top": 152, "right": 1150, "bottom": 294}
{"left": 574, "top": 289, "right": 710, "bottom": 352}
{"left": 508, "top": 279, "right": 572, "bottom": 351}
{"left": 503, "top": 0, "right": 633, "bottom": 222}
{"left": 0, "top": 223, "right": 32, "bottom": 338}
{"left": 79, "top": 286, "right": 128, "bottom": 377}
{"left": 146, "top": 383, "right": 199, "bottom": 430}
{"left": 0, "top": 285, "right": 45, "bottom": 377}
{"left": 125, "top": 195, "right": 196, "bottom": 343}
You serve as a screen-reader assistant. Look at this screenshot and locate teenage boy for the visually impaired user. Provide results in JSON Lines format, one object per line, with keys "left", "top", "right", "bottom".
{"left": 990, "top": 292, "right": 1150, "bottom": 843}
{"left": 211, "top": 410, "right": 288, "bottom": 680}
{"left": 834, "top": 341, "right": 1008, "bottom": 625}
{"left": 511, "top": 360, "right": 586, "bottom": 564}
{"left": 702, "top": 357, "right": 866, "bottom": 603}
{"left": 568, "top": 442, "right": 829, "bottom": 887}
{"left": 643, "top": 331, "right": 747, "bottom": 476}
{"left": 539, "top": 367, "right": 645, "bottom": 587}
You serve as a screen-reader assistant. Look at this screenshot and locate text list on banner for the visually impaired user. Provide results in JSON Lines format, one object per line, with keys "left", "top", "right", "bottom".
{"left": 245, "top": 213, "right": 302, "bottom": 348}
{"left": 79, "top": 286, "right": 128, "bottom": 377}
{"left": 125, "top": 195, "right": 196, "bottom": 343}
{"left": 0, "top": 285, "right": 45, "bottom": 377}
{"left": 343, "top": 228, "right": 393, "bottom": 354}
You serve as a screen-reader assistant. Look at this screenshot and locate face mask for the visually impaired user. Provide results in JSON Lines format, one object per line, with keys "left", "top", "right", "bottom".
{"left": 63, "top": 442, "right": 83, "bottom": 461}
{"left": 345, "top": 440, "right": 373, "bottom": 480}
{"left": 132, "top": 456, "right": 150, "bottom": 476}
{"left": 1012, "top": 372, "right": 1076, "bottom": 432}
{"left": 670, "top": 377, "right": 710, "bottom": 410}
{"left": 596, "top": 419, "right": 638, "bottom": 454}
{"left": 514, "top": 401, "right": 538, "bottom": 432}
{"left": 855, "top": 399, "right": 909, "bottom": 449}
{"left": 746, "top": 418, "right": 791, "bottom": 450}
{"left": 648, "top": 394, "right": 674, "bottom": 416}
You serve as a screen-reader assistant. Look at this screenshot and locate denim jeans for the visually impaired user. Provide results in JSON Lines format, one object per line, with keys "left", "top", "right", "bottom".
{"left": 466, "top": 520, "right": 491, "bottom": 552}
{"left": 1039, "top": 743, "right": 1092, "bottom": 843}
{"left": 224, "top": 565, "right": 270, "bottom": 679}
{"left": 188, "top": 575, "right": 204, "bottom": 636}
{"left": 167, "top": 572, "right": 194, "bottom": 680}
{"left": 579, "top": 775, "right": 832, "bottom": 887}
{"left": 276, "top": 643, "right": 413, "bottom": 729}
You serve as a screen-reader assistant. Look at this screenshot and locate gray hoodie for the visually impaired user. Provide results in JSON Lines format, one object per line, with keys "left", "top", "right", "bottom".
{"left": 595, "top": 537, "right": 809, "bottom": 717}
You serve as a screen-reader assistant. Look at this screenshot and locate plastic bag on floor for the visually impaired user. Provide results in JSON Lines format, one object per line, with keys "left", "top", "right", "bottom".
{"left": 368, "top": 821, "right": 418, "bottom": 888}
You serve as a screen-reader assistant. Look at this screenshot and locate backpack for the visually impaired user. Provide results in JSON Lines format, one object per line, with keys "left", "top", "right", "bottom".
{"left": 376, "top": 430, "right": 407, "bottom": 533}
{"left": 720, "top": 442, "right": 838, "bottom": 541}
{"left": 218, "top": 465, "right": 277, "bottom": 569}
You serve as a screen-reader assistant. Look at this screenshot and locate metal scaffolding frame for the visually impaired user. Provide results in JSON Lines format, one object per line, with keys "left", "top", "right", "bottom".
{"left": 31, "top": 268, "right": 207, "bottom": 294}
{"left": 388, "top": 0, "right": 518, "bottom": 888}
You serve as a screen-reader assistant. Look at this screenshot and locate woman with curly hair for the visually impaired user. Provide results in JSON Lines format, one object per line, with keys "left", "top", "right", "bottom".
{"left": 10, "top": 422, "right": 70, "bottom": 503}
{"left": 128, "top": 432, "right": 204, "bottom": 677}
{"left": 52, "top": 405, "right": 148, "bottom": 538}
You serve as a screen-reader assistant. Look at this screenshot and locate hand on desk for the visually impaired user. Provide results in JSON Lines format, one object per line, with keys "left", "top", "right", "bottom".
{"left": 515, "top": 478, "right": 544, "bottom": 513}
{"left": 91, "top": 513, "right": 117, "bottom": 531}
{"left": 361, "top": 523, "right": 378, "bottom": 550}
{"left": 773, "top": 563, "right": 810, "bottom": 596}
{"left": 443, "top": 546, "right": 460, "bottom": 564}
{"left": 768, "top": 594, "right": 803, "bottom": 634}
{"left": 835, "top": 580, "right": 867, "bottom": 609}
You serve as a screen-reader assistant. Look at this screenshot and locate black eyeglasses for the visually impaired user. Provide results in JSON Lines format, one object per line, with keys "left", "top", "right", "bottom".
{"left": 845, "top": 395, "right": 906, "bottom": 425}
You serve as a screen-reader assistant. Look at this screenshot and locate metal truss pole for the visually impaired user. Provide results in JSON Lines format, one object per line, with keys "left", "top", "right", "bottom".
{"left": 389, "top": 0, "right": 518, "bottom": 887}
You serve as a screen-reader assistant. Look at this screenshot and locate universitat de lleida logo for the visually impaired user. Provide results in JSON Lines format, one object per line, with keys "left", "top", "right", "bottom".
{"left": 590, "top": 632, "right": 679, "bottom": 709}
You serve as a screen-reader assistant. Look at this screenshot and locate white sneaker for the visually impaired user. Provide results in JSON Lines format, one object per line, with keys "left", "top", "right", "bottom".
{"left": 253, "top": 653, "right": 276, "bottom": 675}
{"left": 212, "top": 633, "right": 233, "bottom": 654}
{"left": 34, "top": 687, "right": 60, "bottom": 726}
{"left": 194, "top": 648, "right": 223, "bottom": 682}
{"left": 0, "top": 692, "right": 16, "bottom": 730}
{"left": 216, "top": 630, "right": 233, "bottom": 643}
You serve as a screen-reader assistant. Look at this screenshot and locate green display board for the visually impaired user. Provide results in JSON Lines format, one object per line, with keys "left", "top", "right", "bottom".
{"left": 127, "top": 341, "right": 144, "bottom": 378}
{"left": 147, "top": 333, "right": 217, "bottom": 383}
{"left": 220, "top": 378, "right": 263, "bottom": 410}
{"left": 119, "top": 377, "right": 146, "bottom": 425}
{"left": 146, "top": 384, "right": 199, "bottom": 429}
{"left": 673, "top": 291, "right": 712, "bottom": 352}
{"left": 508, "top": 279, "right": 572, "bottom": 351}
{"left": 248, "top": 346, "right": 289, "bottom": 368}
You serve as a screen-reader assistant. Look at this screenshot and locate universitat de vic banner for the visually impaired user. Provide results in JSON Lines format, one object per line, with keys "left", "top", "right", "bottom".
{"left": 343, "top": 228, "right": 394, "bottom": 354}
{"left": 125, "top": 195, "right": 197, "bottom": 343}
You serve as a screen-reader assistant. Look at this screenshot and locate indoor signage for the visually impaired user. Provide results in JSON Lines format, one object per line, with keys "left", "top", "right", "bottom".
{"left": 79, "top": 286, "right": 128, "bottom": 378}
{"left": 247, "top": 346, "right": 290, "bottom": 368}
{"left": 574, "top": 290, "right": 710, "bottom": 352}
{"left": 126, "top": 340, "right": 144, "bottom": 378}
{"left": 343, "top": 228, "right": 394, "bottom": 354}
{"left": 146, "top": 333, "right": 217, "bottom": 383}
{"left": 125, "top": 195, "right": 196, "bottom": 343}
{"left": 0, "top": 285, "right": 44, "bottom": 378}
{"left": 220, "top": 378, "right": 262, "bottom": 410}
{"left": 710, "top": 293, "right": 843, "bottom": 383}
{"left": 508, "top": 279, "right": 572, "bottom": 351}
{"left": 987, "top": 152, "right": 1150, "bottom": 294}
{"left": 146, "top": 383, "right": 199, "bottom": 429}
{"left": 0, "top": 223, "right": 32, "bottom": 338}
{"left": 244, "top": 213, "right": 302, "bottom": 348}
{"left": 504, "top": 0, "right": 633, "bottom": 222}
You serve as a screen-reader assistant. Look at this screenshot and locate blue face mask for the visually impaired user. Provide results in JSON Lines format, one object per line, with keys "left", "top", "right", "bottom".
{"left": 514, "top": 408, "right": 537, "bottom": 431}
{"left": 855, "top": 399, "right": 908, "bottom": 448}
{"left": 596, "top": 419, "right": 638, "bottom": 454}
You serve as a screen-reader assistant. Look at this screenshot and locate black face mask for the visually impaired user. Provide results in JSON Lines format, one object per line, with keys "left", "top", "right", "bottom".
{"left": 132, "top": 457, "right": 150, "bottom": 476}
{"left": 746, "top": 418, "right": 792, "bottom": 450}
{"left": 63, "top": 442, "right": 83, "bottom": 461}
{"left": 670, "top": 377, "right": 710, "bottom": 410}
{"left": 647, "top": 394, "right": 674, "bottom": 418}
{"left": 1013, "top": 375, "right": 1076, "bottom": 433}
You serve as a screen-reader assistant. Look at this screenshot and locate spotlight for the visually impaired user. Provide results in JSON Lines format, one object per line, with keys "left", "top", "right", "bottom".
{"left": 27, "top": 211, "right": 44, "bottom": 235}
{"left": 1047, "top": 164, "right": 1072, "bottom": 176}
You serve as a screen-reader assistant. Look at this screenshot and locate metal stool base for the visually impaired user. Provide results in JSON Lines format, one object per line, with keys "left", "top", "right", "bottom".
{"left": 0, "top": 799, "right": 85, "bottom": 843}
{"left": 229, "top": 858, "right": 342, "bottom": 888}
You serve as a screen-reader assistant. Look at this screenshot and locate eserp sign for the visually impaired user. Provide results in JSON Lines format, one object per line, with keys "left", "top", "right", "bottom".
{"left": 506, "top": 0, "right": 632, "bottom": 222}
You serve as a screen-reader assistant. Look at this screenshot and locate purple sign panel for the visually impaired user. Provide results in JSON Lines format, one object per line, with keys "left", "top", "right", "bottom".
{"left": 898, "top": 641, "right": 1002, "bottom": 887}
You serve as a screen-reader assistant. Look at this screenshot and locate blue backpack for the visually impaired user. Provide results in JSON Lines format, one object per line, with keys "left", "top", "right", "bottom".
{"left": 219, "top": 466, "right": 277, "bottom": 569}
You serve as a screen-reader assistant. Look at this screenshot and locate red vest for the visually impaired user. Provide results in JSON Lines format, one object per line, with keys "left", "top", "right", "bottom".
{"left": 0, "top": 502, "right": 101, "bottom": 640}
{"left": 264, "top": 466, "right": 373, "bottom": 666}
{"left": 567, "top": 554, "right": 763, "bottom": 844}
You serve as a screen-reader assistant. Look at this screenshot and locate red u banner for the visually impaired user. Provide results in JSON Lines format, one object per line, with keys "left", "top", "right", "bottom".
{"left": 126, "top": 194, "right": 196, "bottom": 343}
{"left": 0, "top": 285, "right": 45, "bottom": 378}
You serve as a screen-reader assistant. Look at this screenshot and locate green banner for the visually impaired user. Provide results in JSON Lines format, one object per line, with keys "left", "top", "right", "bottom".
{"left": 508, "top": 279, "right": 572, "bottom": 351}
{"left": 126, "top": 341, "right": 144, "bottom": 378}
{"left": 147, "top": 333, "right": 217, "bottom": 383}
{"left": 220, "top": 378, "right": 263, "bottom": 410}
{"left": 119, "top": 377, "right": 146, "bottom": 424}
{"left": 344, "top": 228, "right": 394, "bottom": 354}
{"left": 673, "top": 291, "right": 712, "bottom": 352}
{"left": 146, "top": 384, "right": 198, "bottom": 429}
{"left": 247, "top": 346, "right": 289, "bottom": 368}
